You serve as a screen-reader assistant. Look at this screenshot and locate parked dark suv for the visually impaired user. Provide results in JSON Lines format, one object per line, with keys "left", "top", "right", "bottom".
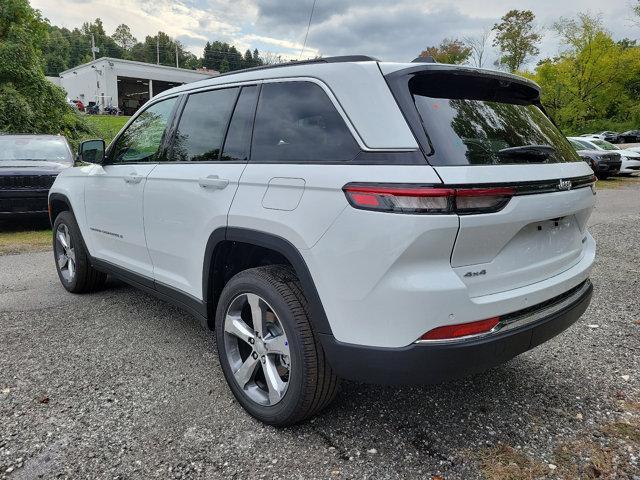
{"left": 0, "top": 135, "right": 73, "bottom": 217}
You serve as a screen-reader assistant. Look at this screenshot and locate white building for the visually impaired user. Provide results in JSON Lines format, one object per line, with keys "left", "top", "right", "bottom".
{"left": 58, "top": 58, "right": 218, "bottom": 115}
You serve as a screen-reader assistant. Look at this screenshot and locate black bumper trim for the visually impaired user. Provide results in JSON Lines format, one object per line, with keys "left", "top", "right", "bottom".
{"left": 319, "top": 280, "right": 593, "bottom": 385}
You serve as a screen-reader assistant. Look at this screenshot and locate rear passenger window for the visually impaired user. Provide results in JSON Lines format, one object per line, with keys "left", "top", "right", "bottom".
{"left": 221, "top": 86, "right": 259, "bottom": 161}
{"left": 171, "top": 88, "right": 239, "bottom": 162}
{"left": 251, "top": 82, "right": 359, "bottom": 162}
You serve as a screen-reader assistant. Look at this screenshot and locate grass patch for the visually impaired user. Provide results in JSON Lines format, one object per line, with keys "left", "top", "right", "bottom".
{"left": 0, "top": 229, "right": 51, "bottom": 255}
{"left": 83, "top": 115, "right": 130, "bottom": 144}
{"left": 601, "top": 421, "right": 640, "bottom": 444}
{"left": 553, "top": 440, "right": 615, "bottom": 479}
{"left": 478, "top": 444, "right": 547, "bottom": 480}
{"left": 596, "top": 176, "right": 640, "bottom": 190}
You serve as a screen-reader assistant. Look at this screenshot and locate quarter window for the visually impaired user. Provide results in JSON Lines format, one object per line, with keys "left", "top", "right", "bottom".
{"left": 171, "top": 88, "right": 239, "bottom": 162}
{"left": 110, "top": 97, "right": 177, "bottom": 164}
{"left": 251, "top": 81, "right": 359, "bottom": 162}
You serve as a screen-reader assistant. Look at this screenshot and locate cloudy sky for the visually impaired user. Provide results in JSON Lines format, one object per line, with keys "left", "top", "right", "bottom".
{"left": 32, "top": 0, "right": 638, "bottom": 67}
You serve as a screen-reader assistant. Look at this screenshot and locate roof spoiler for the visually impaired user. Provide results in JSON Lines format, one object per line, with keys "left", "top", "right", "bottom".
{"left": 411, "top": 56, "right": 437, "bottom": 63}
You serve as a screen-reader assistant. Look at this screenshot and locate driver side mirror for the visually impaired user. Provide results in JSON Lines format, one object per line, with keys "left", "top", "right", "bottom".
{"left": 77, "top": 139, "right": 105, "bottom": 164}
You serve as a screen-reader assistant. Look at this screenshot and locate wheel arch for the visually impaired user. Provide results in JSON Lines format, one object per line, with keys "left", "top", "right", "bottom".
{"left": 48, "top": 192, "right": 74, "bottom": 225}
{"left": 203, "top": 227, "right": 333, "bottom": 336}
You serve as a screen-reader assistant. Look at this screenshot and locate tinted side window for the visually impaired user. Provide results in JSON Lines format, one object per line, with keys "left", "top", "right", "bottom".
{"left": 110, "top": 97, "right": 177, "bottom": 164}
{"left": 221, "top": 86, "right": 259, "bottom": 161}
{"left": 171, "top": 88, "right": 239, "bottom": 162}
{"left": 252, "top": 82, "right": 359, "bottom": 163}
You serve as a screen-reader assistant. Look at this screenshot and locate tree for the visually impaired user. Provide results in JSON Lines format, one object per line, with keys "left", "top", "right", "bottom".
{"left": 43, "top": 25, "right": 71, "bottom": 75}
{"left": 464, "top": 29, "right": 491, "bottom": 68}
{"left": 81, "top": 18, "right": 124, "bottom": 59}
{"left": 260, "top": 51, "right": 283, "bottom": 65}
{"left": 219, "top": 58, "right": 230, "bottom": 73}
{"left": 532, "top": 13, "right": 640, "bottom": 131}
{"left": 633, "top": 1, "right": 640, "bottom": 25}
{"left": 0, "top": 0, "right": 87, "bottom": 141}
{"left": 419, "top": 38, "right": 471, "bottom": 64}
{"left": 492, "top": 10, "right": 541, "bottom": 72}
{"left": 112, "top": 24, "right": 136, "bottom": 52}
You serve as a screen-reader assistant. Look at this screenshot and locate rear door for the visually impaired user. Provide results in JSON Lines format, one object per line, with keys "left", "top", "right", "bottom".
{"left": 388, "top": 68, "right": 596, "bottom": 297}
{"left": 84, "top": 96, "right": 178, "bottom": 277}
{"left": 143, "top": 85, "right": 258, "bottom": 299}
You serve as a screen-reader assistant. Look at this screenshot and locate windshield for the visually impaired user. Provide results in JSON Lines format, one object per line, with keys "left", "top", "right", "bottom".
{"left": 409, "top": 75, "right": 580, "bottom": 166}
{"left": 569, "top": 139, "right": 586, "bottom": 150}
{"left": 590, "top": 139, "right": 619, "bottom": 151}
{"left": 0, "top": 136, "right": 72, "bottom": 163}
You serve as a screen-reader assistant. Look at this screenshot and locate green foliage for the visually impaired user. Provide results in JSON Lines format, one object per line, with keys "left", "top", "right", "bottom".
{"left": 419, "top": 38, "right": 472, "bottom": 64}
{"left": 492, "top": 10, "right": 541, "bottom": 72}
{"left": 202, "top": 41, "right": 263, "bottom": 71}
{"left": 532, "top": 13, "right": 640, "bottom": 133}
{"left": 0, "top": 0, "right": 90, "bottom": 142}
{"left": 112, "top": 24, "right": 136, "bottom": 51}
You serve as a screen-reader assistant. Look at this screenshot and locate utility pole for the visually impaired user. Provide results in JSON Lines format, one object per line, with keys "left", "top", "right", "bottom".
{"left": 175, "top": 43, "right": 179, "bottom": 68}
{"left": 156, "top": 36, "right": 160, "bottom": 65}
{"left": 91, "top": 33, "right": 97, "bottom": 60}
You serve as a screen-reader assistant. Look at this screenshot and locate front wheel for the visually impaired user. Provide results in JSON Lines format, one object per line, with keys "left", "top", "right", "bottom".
{"left": 215, "top": 266, "right": 338, "bottom": 426}
{"left": 53, "top": 211, "right": 106, "bottom": 293}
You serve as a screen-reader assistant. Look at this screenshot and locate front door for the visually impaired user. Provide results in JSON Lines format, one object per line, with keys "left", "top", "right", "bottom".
{"left": 84, "top": 96, "right": 178, "bottom": 278}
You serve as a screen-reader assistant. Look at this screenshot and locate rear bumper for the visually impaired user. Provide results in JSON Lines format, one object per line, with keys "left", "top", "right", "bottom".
{"left": 320, "top": 279, "right": 593, "bottom": 385}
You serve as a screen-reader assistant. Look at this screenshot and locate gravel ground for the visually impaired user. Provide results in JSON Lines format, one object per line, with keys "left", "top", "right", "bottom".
{"left": 1, "top": 180, "right": 639, "bottom": 479}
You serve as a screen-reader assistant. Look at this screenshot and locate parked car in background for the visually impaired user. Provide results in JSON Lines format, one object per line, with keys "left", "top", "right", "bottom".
{"left": 568, "top": 138, "right": 621, "bottom": 178}
{"left": 579, "top": 137, "right": 640, "bottom": 175}
{"left": 618, "top": 130, "right": 640, "bottom": 143}
{"left": 0, "top": 135, "right": 73, "bottom": 217}
{"left": 589, "top": 131, "right": 620, "bottom": 143}
{"left": 67, "top": 99, "right": 78, "bottom": 111}
{"left": 50, "top": 57, "right": 596, "bottom": 425}
{"left": 73, "top": 100, "right": 85, "bottom": 112}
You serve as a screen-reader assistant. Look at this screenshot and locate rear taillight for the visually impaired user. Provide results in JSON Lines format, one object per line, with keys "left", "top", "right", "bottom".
{"left": 419, "top": 317, "right": 501, "bottom": 341}
{"left": 343, "top": 184, "right": 514, "bottom": 215}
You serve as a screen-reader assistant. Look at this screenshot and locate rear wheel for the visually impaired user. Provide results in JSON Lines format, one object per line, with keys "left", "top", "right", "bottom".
{"left": 215, "top": 265, "right": 338, "bottom": 426}
{"left": 53, "top": 211, "right": 106, "bottom": 293}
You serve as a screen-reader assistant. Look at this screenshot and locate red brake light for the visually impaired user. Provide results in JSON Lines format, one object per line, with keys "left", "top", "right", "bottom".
{"left": 420, "top": 317, "right": 501, "bottom": 341}
{"left": 343, "top": 184, "right": 514, "bottom": 215}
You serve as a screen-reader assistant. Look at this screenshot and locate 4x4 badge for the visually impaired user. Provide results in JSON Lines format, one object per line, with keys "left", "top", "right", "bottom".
{"left": 464, "top": 269, "right": 486, "bottom": 278}
{"left": 558, "top": 179, "right": 572, "bottom": 191}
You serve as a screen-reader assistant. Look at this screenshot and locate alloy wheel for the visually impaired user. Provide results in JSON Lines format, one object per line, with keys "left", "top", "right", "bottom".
{"left": 55, "top": 224, "right": 76, "bottom": 282}
{"left": 223, "top": 293, "right": 291, "bottom": 406}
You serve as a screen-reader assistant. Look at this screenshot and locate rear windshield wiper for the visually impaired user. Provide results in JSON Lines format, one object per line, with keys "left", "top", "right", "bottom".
{"left": 496, "top": 145, "right": 556, "bottom": 163}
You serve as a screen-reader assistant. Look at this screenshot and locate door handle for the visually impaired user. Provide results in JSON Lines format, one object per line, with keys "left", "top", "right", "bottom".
{"left": 123, "top": 174, "right": 143, "bottom": 184}
{"left": 198, "top": 175, "right": 229, "bottom": 190}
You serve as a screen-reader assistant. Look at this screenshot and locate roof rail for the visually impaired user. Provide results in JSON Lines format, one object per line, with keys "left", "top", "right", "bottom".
{"left": 210, "top": 55, "right": 380, "bottom": 79}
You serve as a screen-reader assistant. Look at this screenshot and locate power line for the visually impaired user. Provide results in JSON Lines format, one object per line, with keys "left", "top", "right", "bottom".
{"left": 299, "top": 0, "right": 317, "bottom": 59}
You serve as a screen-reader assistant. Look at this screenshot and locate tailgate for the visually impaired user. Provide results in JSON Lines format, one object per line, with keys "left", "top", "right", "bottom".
{"left": 437, "top": 165, "right": 596, "bottom": 297}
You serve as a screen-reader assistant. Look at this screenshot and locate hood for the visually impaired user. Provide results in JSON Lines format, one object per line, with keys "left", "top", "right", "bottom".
{"left": 619, "top": 150, "right": 640, "bottom": 159}
{"left": 0, "top": 160, "right": 71, "bottom": 176}
{"left": 576, "top": 149, "right": 620, "bottom": 159}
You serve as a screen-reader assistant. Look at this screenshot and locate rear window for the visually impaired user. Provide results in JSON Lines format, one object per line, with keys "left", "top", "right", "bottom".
{"left": 251, "top": 81, "right": 359, "bottom": 163}
{"left": 589, "top": 139, "right": 618, "bottom": 151}
{"left": 408, "top": 74, "right": 580, "bottom": 166}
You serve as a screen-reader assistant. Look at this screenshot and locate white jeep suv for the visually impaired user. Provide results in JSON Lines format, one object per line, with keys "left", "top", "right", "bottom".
{"left": 49, "top": 56, "right": 596, "bottom": 426}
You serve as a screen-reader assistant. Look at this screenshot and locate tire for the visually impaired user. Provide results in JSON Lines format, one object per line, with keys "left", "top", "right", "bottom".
{"left": 52, "top": 211, "right": 107, "bottom": 293}
{"left": 215, "top": 265, "right": 339, "bottom": 426}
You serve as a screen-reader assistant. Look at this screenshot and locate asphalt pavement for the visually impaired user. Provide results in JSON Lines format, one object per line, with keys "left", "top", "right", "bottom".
{"left": 1, "top": 180, "right": 639, "bottom": 479}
